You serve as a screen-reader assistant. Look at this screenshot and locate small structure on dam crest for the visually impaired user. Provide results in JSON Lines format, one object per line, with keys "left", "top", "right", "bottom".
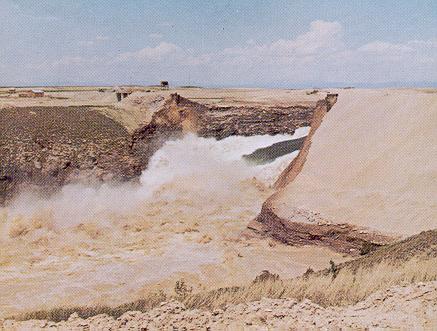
{"left": 31, "top": 89, "right": 44, "bottom": 97}
{"left": 115, "top": 87, "right": 133, "bottom": 102}
{"left": 160, "top": 81, "right": 169, "bottom": 89}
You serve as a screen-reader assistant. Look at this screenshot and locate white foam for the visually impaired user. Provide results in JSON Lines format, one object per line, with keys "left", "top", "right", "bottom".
{"left": 1, "top": 132, "right": 303, "bottom": 232}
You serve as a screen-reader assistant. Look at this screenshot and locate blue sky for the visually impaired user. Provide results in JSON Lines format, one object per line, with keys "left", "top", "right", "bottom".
{"left": 1, "top": 0, "right": 436, "bottom": 87}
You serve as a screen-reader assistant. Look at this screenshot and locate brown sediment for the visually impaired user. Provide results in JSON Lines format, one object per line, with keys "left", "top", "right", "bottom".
{"left": 130, "top": 93, "right": 206, "bottom": 168}
{"left": 245, "top": 203, "right": 394, "bottom": 255}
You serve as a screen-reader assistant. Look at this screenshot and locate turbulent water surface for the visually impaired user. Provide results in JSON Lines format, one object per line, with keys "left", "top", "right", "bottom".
{"left": 0, "top": 129, "right": 348, "bottom": 316}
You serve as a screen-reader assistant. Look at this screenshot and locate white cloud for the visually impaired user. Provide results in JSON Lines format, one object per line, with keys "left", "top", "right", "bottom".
{"left": 2, "top": 18, "right": 436, "bottom": 86}
{"left": 116, "top": 42, "right": 210, "bottom": 67}
{"left": 358, "top": 41, "right": 413, "bottom": 54}
{"left": 285, "top": 20, "right": 344, "bottom": 55}
{"left": 211, "top": 21, "right": 437, "bottom": 84}
{"left": 353, "top": 39, "right": 437, "bottom": 69}
{"left": 117, "top": 42, "right": 181, "bottom": 62}
{"left": 220, "top": 20, "right": 344, "bottom": 68}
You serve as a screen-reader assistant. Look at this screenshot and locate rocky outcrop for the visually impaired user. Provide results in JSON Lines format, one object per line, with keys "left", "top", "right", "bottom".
{"left": 197, "top": 104, "right": 315, "bottom": 140}
{"left": 0, "top": 106, "right": 142, "bottom": 204}
{"left": 130, "top": 93, "right": 208, "bottom": 167}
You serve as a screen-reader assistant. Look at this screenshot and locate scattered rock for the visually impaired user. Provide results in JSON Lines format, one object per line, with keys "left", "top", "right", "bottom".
{"left": 6, "top": 281, "right": 426, "bottom": 330}
{"left": 5, "top": 281, "right": 433, "bottom": 330}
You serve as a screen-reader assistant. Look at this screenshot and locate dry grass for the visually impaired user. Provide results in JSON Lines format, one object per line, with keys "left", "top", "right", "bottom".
{"left": 10, "top": 230, "right": 437, "bottom": 322}
{"left": 185, "top": 257, "right": 437, "bottom": 310}
{"left": 186, "top": 230, "right": 437, "bottom": 309}
{"left": 12, "top": 292, "right": 167, "bottom": 322}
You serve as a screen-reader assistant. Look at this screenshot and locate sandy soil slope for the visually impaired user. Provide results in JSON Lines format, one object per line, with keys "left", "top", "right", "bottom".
{"left": 3, "top": 281, "right": 437, "bottom": 330}
{"left": 269, "top": 89, "right": 437, "bottom": 237}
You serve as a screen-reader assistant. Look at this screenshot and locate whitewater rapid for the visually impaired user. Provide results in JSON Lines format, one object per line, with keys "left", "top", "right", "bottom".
{"left": 1, "top": 129, "right": 308, "bottom": 234}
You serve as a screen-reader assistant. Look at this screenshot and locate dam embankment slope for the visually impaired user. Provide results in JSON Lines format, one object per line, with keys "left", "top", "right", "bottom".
{"left": 250, "top": 89, "right": 437, "bottom": 250}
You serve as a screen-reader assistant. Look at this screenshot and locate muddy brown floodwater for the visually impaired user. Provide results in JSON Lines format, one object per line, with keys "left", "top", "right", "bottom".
{"left": 0, "top": 132, "right": 348, "bottom": 317}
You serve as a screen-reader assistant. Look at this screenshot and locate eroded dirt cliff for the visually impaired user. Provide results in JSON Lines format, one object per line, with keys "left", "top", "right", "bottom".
{"left": 245, "top": 93, "right": 394, "bottom": 255}
{"left": 247, "top": 89, "right": 437, "bottom": 253}
{"left": 0, "top": 106, "right": 142, "bottom": 204}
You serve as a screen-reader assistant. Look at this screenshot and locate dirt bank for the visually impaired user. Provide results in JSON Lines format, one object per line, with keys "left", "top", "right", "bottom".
{"left": 5, "top": 229, "right": 437, "bottom": 328}
{"left": 3, "top": 281, "right": 437, "bottom": 330}
{"left": 248, "top": 89, "right": 437, "bottom": 251}
{"left": 246, "top": 203, "right": 392, "bottom": 255}
{"left": 0, "top": 106, "right": 141, "bottom": 204}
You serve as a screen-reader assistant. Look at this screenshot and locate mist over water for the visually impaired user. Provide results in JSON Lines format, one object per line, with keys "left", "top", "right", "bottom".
{"left": 1, "top": 130, "right": 307, "bottom": 239}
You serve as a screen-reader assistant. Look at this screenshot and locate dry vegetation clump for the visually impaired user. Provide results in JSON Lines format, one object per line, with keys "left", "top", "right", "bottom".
{"left": 185, "top": 230, "right": 437, "bottom": 309}
{"left": 11, "top": 230, "right": 437, "bottom": 322}
{"left": 13, "top": 291, "right": 167, "bottom": 323}
{"left": 184, "top": 258, "right": 437, "bottom": 310}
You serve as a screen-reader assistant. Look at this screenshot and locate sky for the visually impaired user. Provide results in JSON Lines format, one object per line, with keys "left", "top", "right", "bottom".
{"left": 0, "top": 0, "right": 436, "bottom": 87}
